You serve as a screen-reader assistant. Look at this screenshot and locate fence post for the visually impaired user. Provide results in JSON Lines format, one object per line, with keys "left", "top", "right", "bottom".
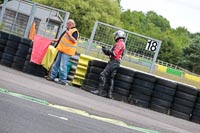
{"left": 57, "top": 11, "right": 70, "bottom": 38}
{"left": 11, "top": 0, "right": 22, "bottom": 34}
{"left": 86, "top": 21, "right": 98, "bottom": 54}
{"left": 24, "top": 2, "right": 37, "bottom": 38}
{"left": 0, "top": 0, "right": 8, "bottom": 24}
{"left": 149, "top": 40, "right": 162, "bottom": 73}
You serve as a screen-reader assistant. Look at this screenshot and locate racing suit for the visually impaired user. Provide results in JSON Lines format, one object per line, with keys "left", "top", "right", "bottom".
{"left": 92, "top": 39, "right": 125, "bottom": 98}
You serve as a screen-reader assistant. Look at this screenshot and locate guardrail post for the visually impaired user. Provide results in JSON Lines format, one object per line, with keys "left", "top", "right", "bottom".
{"left": 0, "top": 0, "right": 8, "bottom": 24}
{"left": 24, "top": 2, "right": 37, "bottom": 38}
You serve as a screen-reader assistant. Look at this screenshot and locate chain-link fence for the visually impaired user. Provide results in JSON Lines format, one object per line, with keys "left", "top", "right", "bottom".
{"left": 83, "top": 21, "right": 162, "bottom": 73}
{"left": 0, "top": 0, "right": 69, "bottom": 39}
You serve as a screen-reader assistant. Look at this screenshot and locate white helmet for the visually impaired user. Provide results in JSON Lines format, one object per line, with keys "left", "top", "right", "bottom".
{"left": 114, "top": 30, "right": 126, "bottom": 41}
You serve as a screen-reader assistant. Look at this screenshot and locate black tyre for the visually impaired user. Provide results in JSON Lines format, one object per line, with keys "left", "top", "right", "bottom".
{"left": 173, "top": 97, "right": 195, "bottom": 108}
{"left": 195, "top": 102, "right": 200, "bottom": 110}
{"left": 0, "top": 44, "right": 5, "bottom": 51}
{"left": 192, "top": 109, "right": 200, "bottom": 117}
{"left": 133, "top": 78, "right": 155, "bottom": 89}
{"left": 172, "top": 103, "right": 193, "bottom": 114}
{"left": 128, "top": 98, "right": 149, "bottom": 108}
{"left": 135, "top": 71, "right": 156, "bottom": 83}
{"left": 156, "top": 78, "right": 177, "bottom": 88}
{"left": 16, "top": 50, "right": 29, "bottom": 58}
{"left": 0, "top": 31, "right": 9, "bottom": 39}
{"left": 83, "top": 79, "right": 99, "bottom": 88}
{"left": 154, "top": 84, "right": 176, "bottom": 96}
{"left": 152, "top": 91, "right": 174, "bottom": 102}
{"left": 117, "top": 67, "right": 135, "bottom": 77}
{"left": 11, "top": 62, "right": 24, "bottom": 71}
{"left": 88, "top": 60, "right": 107, "bottom": 68}
{"left": 0, "top": 38, "right": 7, "bottom": 46}
{"left": 4, "top": 47, "right": 17, "bottom": 56}
{"left": 87, "top": 66, "right": 103, "bottom": 74}
{"left": 6, "top": 40, "right": 19, "bottom": 49}
{"left": 175, "top": 91, "right": 197, "bottom": 102}
{"left": 170, "top": 110, "right": 190, "bottom": 120}
{"left": 112, "top": 92, "right": 128, "bottom": 102}
{"left": 114, "top": 80, "right": 132, "bottom": 90}
{"left": 2, "top": 53, "right": 15, "bottom": 61}
{"left": 114, "top": 86, "right": 130, "bottom": 96}
{"left": 0, "top": 51, "right": 3, "bottom": 60}
{"left": 131, "top": 84, "right": 153, "bottom": 96}
{"left": 115, "top": 73, "right": 133, "bottom": 84}
{"left": 8, "top": 34, "right": 21, "bottom": 42}
{"left": 177, "top": 83, "right": 198, "bottom": 96}
{"left": 150, "top": 104, "right": 169, "bottom": 114}
{"left": 18, "top": 44, "right": 30, "bottom": 52}
{"left": 130, "top": 92, "right": 151, "bottom": 102}
{"left": 85, "top": 73, "right": 99, "bottom": 81}
{"left": 150, "top": 98, "right": 172, "bottom": 108}
{"left": 82, "top": 85, "right": 97, "bottom": 92}
{"left": 191, "top": 115, "right": 200, "bottom": 124}
{"left": 0, "top": 59, "right": 12, "bottom": 67}
{"left": 20, "top": 37, "right": 33, "bottom": 46}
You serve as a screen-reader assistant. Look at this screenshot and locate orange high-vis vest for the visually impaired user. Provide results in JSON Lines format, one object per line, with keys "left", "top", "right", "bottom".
{"left": 56, "top": 28, "right": 79, "bottom": 56}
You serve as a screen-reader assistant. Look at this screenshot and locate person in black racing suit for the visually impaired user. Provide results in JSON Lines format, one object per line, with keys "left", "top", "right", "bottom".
{"left": 91, "top": 30, "right": 126, "bottom": 99}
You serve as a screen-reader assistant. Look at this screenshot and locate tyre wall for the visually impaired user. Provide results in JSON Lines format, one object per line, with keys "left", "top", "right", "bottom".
{"left": 82, "top": 59, "right": 200, "bottom": 124}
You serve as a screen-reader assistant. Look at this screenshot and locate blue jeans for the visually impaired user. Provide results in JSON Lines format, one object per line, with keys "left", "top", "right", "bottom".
{"left": 49, "top": 52, "right": 71, "bottom": 84}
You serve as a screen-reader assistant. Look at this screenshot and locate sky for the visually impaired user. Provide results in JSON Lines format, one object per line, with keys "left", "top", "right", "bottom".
{"left": 120, "top": 0, "right": 200, "bottom": 33}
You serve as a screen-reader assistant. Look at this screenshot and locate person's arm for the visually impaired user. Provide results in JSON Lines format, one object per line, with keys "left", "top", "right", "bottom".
{"left": 51, "top": 39, "right": 59, "bottom": 42}
{"left": 66, "top": 30, "right": 78, "bottom": 43}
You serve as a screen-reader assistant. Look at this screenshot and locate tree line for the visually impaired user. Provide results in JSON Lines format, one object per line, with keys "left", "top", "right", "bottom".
{"left": 23, "top": 0, "right": 200, "bottom": 74}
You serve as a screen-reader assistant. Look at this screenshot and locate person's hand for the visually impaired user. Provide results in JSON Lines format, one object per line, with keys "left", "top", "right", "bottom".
{"left": 52, "top": 39, "right": 58, "bottom": 42}
{"left": 66, "top": 30, "right": 70, "bottom": 36}
{"left": 102, "top": 46, "right": 109, "bottom": 55}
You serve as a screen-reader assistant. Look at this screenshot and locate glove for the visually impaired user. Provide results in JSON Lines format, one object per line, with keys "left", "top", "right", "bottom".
{"left": 102, "top": 46, "right": 113, "bottom": 56}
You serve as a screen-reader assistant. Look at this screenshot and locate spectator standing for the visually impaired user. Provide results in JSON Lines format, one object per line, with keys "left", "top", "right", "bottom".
{"left": 46, "top": 19, "right": 79, "bottom": 85}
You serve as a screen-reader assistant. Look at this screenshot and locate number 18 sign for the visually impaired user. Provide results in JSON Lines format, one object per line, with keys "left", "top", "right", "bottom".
{"left": 145, "top": 40, "right": 158, "bottom": 52}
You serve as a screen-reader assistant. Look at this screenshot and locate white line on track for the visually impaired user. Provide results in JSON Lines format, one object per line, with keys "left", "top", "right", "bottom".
{"left": 48, "top": 113, "right": 69, "bottom": 121}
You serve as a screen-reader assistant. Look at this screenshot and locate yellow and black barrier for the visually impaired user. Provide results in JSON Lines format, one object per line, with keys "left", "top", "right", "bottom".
{"left": 72, "top": 54, "right": 99, "bottom": 86}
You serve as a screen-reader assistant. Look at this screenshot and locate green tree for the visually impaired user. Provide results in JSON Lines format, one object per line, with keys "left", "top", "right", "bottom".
{"left": 120, "top": 10, "right": 146, "bottom": 33}
{"left": 33, "top": 0, "right": 121, "bottom": 37}
{"left": 178, "top": 35, "right": 200, "bottom": 74}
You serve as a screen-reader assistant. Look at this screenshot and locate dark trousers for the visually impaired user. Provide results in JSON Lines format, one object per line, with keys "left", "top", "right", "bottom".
{"left": 98, "top": 59, "right": 120, "bottom": 95}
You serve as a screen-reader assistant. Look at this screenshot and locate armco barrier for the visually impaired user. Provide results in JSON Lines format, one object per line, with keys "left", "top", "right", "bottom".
{"left": 157, "top": 64, "right": 167, "bottom": 73}
{"left": 184, "top": 73, "right": 200, "bottom": 82}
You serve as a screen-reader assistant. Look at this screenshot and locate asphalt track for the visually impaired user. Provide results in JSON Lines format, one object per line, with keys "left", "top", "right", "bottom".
{"left": 0, "top": 65, "right": 200, "bottom": 133}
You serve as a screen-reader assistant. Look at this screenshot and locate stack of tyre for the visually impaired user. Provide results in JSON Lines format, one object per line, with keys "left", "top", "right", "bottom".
{"left": 0, "top": 31, "right": 9, "bottom": 61}
{"left": 149, "top": 78, "right": 177, "bottom": 114}
{"left": 82, "top": 60, "right": 107, "bottom": 93}
{"left": 0, "top": 33, "right": 21, "bottom": 67}
{"left": 170, "top": 84, "right": 198, "bottom": 120}
{"left": 0, "top": 31, "right": 47, "bottom": 77}
{"left": 12, "top": 37, "right": 33, "bottom": 71}
{"left": 22, "top": 50, "right": 47, "bottom": 77}
{"left": 128, "top": 72, "right": 156, "bottom": 108}
{"left": 191, "top": 90, "right": 200, "bottom": 123}
{"left": 112, "top": 67, "right": 134, "bottom": 102}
